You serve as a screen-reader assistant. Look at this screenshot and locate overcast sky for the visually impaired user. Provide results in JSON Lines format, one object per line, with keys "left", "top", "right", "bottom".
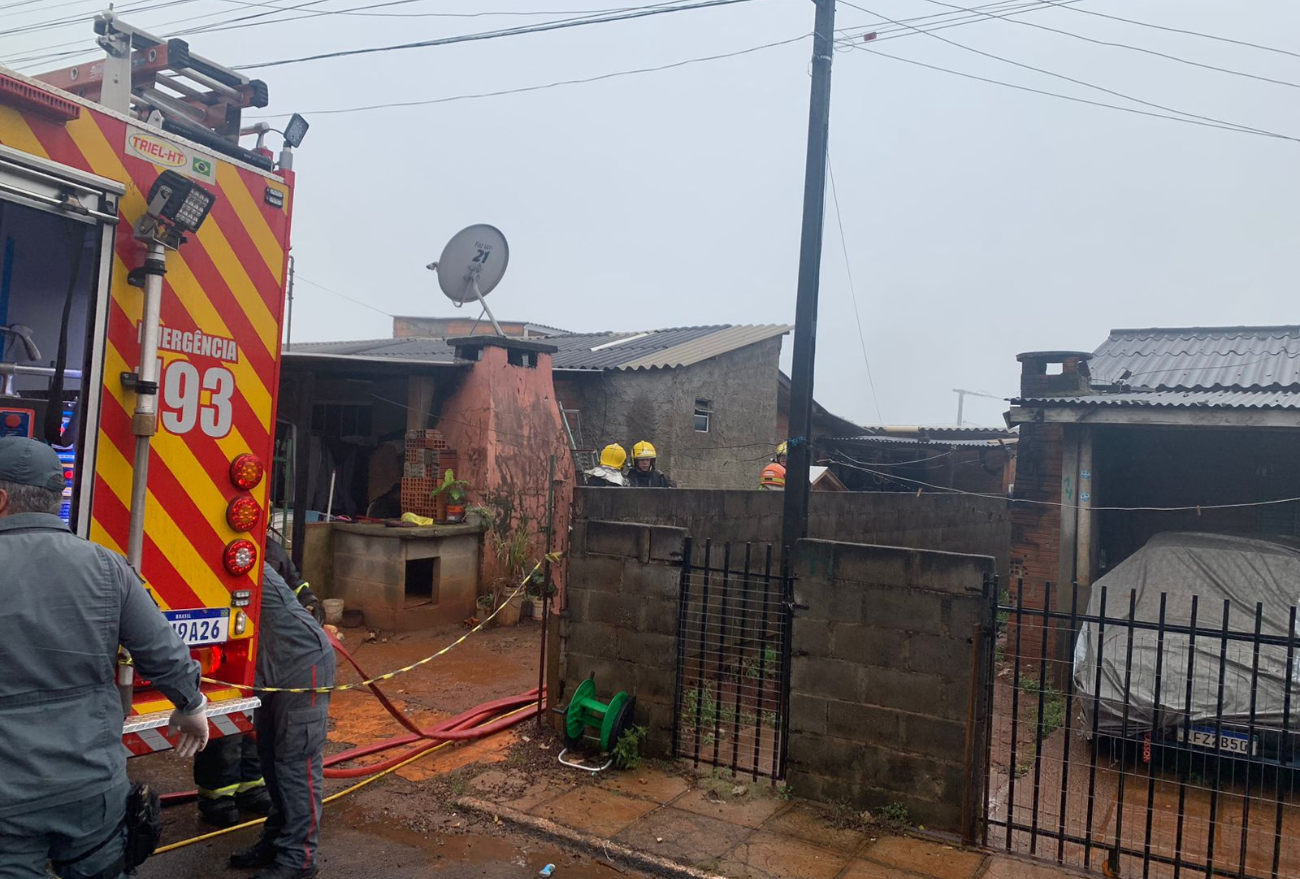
{"left": 4, "top": 0, "right": 1296, "bottom": 428}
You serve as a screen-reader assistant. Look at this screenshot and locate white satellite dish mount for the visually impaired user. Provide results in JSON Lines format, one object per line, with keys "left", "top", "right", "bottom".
{"left": 426, "top": 224, "right": 510, "bottom": 336}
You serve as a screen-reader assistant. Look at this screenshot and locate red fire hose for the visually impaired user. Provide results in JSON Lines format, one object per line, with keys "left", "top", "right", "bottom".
{"left": 160, "top": 633, "right": 541, "bottom": 804}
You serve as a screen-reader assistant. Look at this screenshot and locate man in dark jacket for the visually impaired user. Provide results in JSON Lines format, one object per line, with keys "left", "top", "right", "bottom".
{"left": 0, "top": 437, "right": 209, "bottom": 879}
{"left": 228, "top": 559, "right": 335, "bottom": 879}
{"left": 192, "top": 534, "right": 324, "bottom": 827}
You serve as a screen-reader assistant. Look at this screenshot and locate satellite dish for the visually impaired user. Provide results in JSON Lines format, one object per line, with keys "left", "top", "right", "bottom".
{"left": 427, "top": 225, "right": 510, "bottom": 334}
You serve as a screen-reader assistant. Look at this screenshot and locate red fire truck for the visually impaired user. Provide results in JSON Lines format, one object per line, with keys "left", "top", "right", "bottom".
{"left": 0, "top": 14, "right": 302, "bottom": 754}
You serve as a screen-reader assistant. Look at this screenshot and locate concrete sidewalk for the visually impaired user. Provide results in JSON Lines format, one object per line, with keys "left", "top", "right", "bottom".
{"left": 456, "top": 763, "right": 1076, "bottom": 879}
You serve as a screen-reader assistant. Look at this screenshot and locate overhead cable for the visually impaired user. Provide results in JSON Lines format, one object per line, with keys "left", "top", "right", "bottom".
{"left": 912, "top": 0, "right": 1300, "bottom": 91}
{"left": 839, "top": 0, "right": 1300, "bottom": 143}
{"left": 847, "top": 42, "right": 1300, "bottom": 144}
{"left": 233, "top": 0, "right": 760, "bottom": 70}
{"left": 248, "top": 33, "right": 807, "bottom": 117}
{"left": 826, "top": 157, "right": 885, "bottom": 426}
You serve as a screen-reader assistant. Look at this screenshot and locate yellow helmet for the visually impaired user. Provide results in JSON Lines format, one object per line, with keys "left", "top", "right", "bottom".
{"left": 599, "top": 443, "right": 628, "bottom": 469}
{"left": 632, "top": 441, "right": 657, "bottom": 460}
{"left": 775, "top": 441, "right": 789, "bottom": 458}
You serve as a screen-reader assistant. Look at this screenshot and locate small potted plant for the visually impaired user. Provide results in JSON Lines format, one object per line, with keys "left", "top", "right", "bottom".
{"left": 431, "top": 469, "right": 471, "bottom": 523}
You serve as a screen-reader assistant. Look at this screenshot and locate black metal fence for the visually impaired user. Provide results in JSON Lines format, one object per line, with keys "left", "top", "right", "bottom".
{"left": 984, "top": 581, "right": 1300, "bottom": 879}
{"left": 673, "top": 538, "right": 792, "bottom": 780}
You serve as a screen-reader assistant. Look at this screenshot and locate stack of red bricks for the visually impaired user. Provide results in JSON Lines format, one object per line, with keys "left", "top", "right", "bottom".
{"left": 400, "top": 430, "right": 459, "bottom": 520}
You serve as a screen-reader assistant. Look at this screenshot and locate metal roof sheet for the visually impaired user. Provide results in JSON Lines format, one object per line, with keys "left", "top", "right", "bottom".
{"left": 1015, "top": 389, "right": 1300, "bottom": 410}
{"left": 823, "top": 434, "right": 1016, "bottom": 448}
{"left": 1090, "top": 325, "right": 1300, "bottom": 390}
{"left": 284, "top": 324, "right": 792, "bottom": 372}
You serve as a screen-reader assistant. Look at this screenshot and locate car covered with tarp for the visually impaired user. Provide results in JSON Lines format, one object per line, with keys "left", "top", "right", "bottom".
{"left": 1074, "top": 532, "right": 1300, "bottom": 762}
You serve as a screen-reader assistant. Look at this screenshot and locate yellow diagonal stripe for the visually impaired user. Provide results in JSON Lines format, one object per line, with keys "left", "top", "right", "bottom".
{"left": 218, "top": 169, "right": 287, "bottom": 285}
{"left": 196, "top": 217, "right": 280, "bottom": 358}
{"left": 93, "top": 427, "right": 229, "bottom": 611}
{"left": 0, "top": 107, "right": 49, "bottom": 158}
{"left": 67, "top": 120, "right": 275, "bottom": 423}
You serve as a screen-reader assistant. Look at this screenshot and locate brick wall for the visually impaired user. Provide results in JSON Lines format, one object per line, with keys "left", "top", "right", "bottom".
{"left": 787, "top": 540, "right": 996, "bottom": 837}
{"left": 1009, "top": 422, "right": 1062, "bottom": 601}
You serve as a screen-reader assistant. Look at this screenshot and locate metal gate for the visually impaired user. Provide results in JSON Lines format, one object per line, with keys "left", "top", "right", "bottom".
{"left": 982, "top": 581, "right": 1300, "bottom": 879}
{"left": 672, "top": 538, "right": 792, "bottom": 780}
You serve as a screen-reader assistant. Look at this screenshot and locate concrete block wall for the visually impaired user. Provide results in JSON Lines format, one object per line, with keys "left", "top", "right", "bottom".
{"left": 576, "top": 487, "right": 1011, "bottom": 584}
{"left": 559, "top": 520, "right": 688, "bottom": 757}
{"left": 786, "top": 539, "right": 995, "bottom": 837}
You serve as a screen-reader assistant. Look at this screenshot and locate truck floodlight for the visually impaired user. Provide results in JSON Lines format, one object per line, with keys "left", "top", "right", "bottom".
{"left": 146, "top": 169, "right": 215, "bottom": 235}
{"left": 282, "top": 113, "right": 308, "bottom": 148}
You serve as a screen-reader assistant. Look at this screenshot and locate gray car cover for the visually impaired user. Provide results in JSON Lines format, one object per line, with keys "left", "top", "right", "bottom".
{"left": 1073, "top": 532, "right": 1300, "bottom": 737}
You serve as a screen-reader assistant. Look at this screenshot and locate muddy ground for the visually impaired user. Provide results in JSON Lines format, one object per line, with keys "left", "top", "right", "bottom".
{"left": 133, "top": 621, "right": 656, "bottom": 878}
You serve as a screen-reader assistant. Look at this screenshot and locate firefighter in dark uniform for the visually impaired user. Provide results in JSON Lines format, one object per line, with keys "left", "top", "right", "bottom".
{"left": 192, "top": 535, "right": 323, "bottom": 827}
{"left": 228, "top": 551, "right": 334, "bottom": 879}
{"left": 0, "top": 436, "right": 209, "bottom": 879}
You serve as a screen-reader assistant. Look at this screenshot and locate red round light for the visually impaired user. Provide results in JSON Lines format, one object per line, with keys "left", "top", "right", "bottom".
{"left": 229, "top": 453, "right": 264, "bottom": 491}
{"left": 223, "top": 538, "right": 258, "bottom": 577}
{"left": 226, "top": 496, "right": 261, "bottom": 533}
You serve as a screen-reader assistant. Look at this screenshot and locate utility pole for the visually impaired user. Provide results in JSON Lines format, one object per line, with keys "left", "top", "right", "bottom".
{"left": 781, "top": 0, "right": 838, "bottom": 558}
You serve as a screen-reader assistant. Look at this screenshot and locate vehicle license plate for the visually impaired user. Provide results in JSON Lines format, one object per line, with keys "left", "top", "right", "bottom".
{"left": 1185, "top": 725, "right": 1255, "bottom": 756}
{"left": 164, "top": 608, "right": 230, "bottom": 646}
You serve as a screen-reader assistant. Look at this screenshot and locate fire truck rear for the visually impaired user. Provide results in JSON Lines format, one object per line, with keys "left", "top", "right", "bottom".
{"left": 0, "top": 15, "right": 301, "bottom": 754}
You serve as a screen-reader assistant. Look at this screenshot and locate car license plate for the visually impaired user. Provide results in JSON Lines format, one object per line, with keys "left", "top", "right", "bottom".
{"left": 164, "top": 608, "right": 230, "bottom": 646}
{"left": 1185, "top": 725, "right": 1256, "bottom": 756}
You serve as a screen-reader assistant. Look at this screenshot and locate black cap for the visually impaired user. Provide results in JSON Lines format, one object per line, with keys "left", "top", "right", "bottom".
{"left": 0, "top": 436, "right": 66, "bottom": 492}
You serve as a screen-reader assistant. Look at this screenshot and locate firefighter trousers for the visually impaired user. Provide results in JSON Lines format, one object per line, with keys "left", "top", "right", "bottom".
{"left": 0, "top": 780, "right": 127, "bottom": 879}
{"left": 193, "top": 733, "right": 264, "bottom": 801}
{"left": 255, "top": 658, "right": 332, "bottom": 871}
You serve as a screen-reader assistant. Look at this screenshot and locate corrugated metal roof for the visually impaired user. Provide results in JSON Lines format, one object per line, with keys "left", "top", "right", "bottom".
{"left": 824, "top": 434, "right": 1016, "bottom": 448}
{"left": 284, "top": 324, "right": 792, "bottom": 372}
{"left": 1016, "top": 389, "right": 1300, "bottom": 410}
{"left": 1090, "top": 325, "right": 1300, "bottom": 390}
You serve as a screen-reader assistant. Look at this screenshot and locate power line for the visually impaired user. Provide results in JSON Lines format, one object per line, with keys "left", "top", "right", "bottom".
{"left": 912, "top": 0, "right": 1300, "bottom": 91}
{"left": 248, "top": 33, "right": 807, "bottom": 117}
{"left": 848, "top": 41, "right": 1300, "bottom": 144}
{"left": 839, "top": 0, "right": 1292, "bottom": 141}
{"left": 826, "top": 157, "right": 884, "bottom": 426}
{"left": 295, "top": 275, "right": 396, "bottom": 317}
{"left": 828, "top": 454, "right": 1300, "bottom": 513}
{"left": 204, "top": 0, "right": 670, "bottom": 22}
{"left": 233, "top": 0, "right": 759, "bottom": 70}
{"left": 837, "top": 0, "right": 1087, "bottom": 44}
{"left": 1041, "top": 0, "right": 1300, "bottom": 63}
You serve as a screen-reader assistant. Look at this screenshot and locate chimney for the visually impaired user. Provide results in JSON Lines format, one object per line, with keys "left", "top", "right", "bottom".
{"left": 1016, "top": 351, "right": 1093, "bottom": 398}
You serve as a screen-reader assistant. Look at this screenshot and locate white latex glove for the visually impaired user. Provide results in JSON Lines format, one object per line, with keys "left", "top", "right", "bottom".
{"left": 168, "top": 695, "right": 209, "bottom": 758}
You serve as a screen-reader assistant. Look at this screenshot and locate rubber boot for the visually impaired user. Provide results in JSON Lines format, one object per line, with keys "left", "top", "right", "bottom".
{"left": 198, "top": 795, "right": 240, "bottom": 828}
{"left": 237, "top": 784, "right": 273, "bottom": 815}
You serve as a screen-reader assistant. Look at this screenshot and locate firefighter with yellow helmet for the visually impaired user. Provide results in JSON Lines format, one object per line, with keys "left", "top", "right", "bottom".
{"left": 585, "top": 444, "right": 628, "bottom": 487}
{"left": 759, "top": 441, "right": 788, "bottom": 490}
{"left": 627, "top": 441, "right": 676, "bottom": 488}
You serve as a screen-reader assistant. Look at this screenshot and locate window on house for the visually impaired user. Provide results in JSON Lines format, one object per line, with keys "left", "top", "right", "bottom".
{"left": 693, "top": 398, "right": 712, "bottom": 433}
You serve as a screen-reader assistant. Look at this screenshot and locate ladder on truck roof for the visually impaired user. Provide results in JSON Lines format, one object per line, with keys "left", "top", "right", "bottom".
{"left": 34, "top": 12, "right": 273, "bottom": 168}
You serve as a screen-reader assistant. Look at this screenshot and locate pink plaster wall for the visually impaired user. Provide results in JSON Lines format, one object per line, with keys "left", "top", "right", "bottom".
{"left": 436, "top": 344, "right": 576, "bottom": 606}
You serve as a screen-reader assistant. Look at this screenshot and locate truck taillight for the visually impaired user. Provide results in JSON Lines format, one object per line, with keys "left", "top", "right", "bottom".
{"left": 223, "top": 539, "right": 258, "bottom": 576}
{"left": 229, "top": 453, "right": 264, "bottom": 490}
{"left": 193, "top": 644, "right": 226, "bottom": 675}
{"left": 226, "top": 496, "right": 260, "bottom": 532}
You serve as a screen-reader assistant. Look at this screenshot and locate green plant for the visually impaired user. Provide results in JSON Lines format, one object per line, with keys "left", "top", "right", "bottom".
{"left": 775, "top": 783, "right": 793, "bottom": 802}
{"left": 1023, "top": 678, "right": 1067, "bottom": 738}
{"left": 612, "top": 725, "right": 647, "bottom": 770}
{"left": 683, "top": 686, "right": 718, "bottom": 730}
{"left": 996, "top": 587, "right": 1011, "bottom": 631}
{"left": 878, "top": 802, "right": 910, "bottom": 826}
{"left": 432, "top": 469, "right": 471, "bottom": 504}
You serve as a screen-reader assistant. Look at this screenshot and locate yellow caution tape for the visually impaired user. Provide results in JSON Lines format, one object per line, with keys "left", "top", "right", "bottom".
{"left": 201, "top": 554, "right": 561, "bottom": 695}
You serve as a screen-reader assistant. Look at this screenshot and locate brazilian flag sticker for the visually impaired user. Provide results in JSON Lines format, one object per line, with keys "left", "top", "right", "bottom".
{"left": 191, "top": 157, "right": 215, "bottom": 181}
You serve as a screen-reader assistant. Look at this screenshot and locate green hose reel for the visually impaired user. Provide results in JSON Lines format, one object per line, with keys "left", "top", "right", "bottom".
{"left": 562, "top": 677, "right": 635, "bottom": 756}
